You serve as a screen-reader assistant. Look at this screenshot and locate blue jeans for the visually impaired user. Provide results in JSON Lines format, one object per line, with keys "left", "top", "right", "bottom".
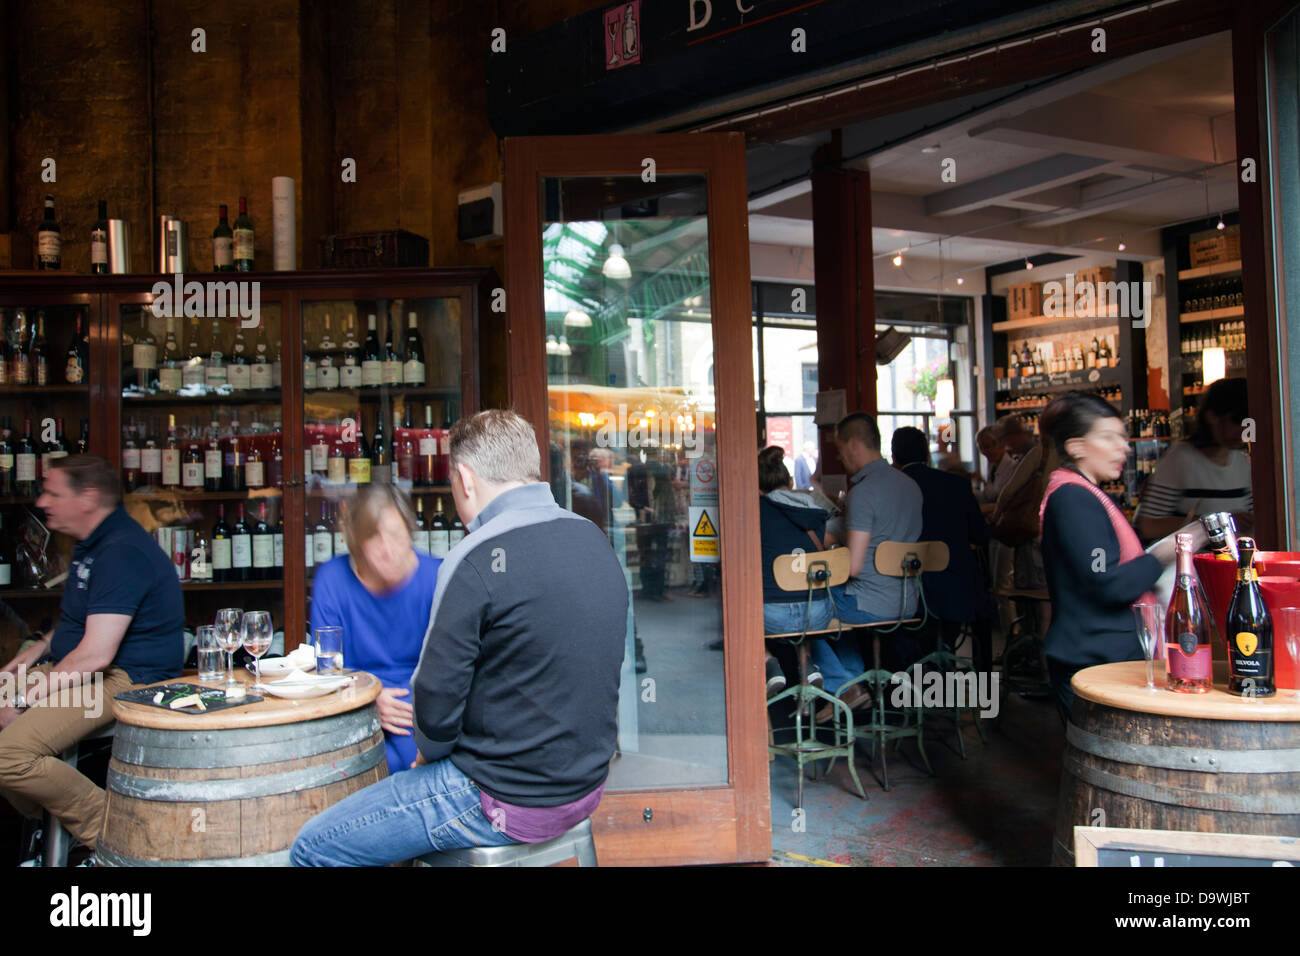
{"left": 807, "top": 586, "right": 890, "bottom": 695}
{"left": 763, "top": 598, "right": 834, "bottom": 635}
{"left": 290, "top": 757, "right": 518, "bottom": 866}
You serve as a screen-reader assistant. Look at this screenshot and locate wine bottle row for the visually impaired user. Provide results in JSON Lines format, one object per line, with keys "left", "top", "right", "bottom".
{"left": 1, "top": 310, "right": 90, "bottom": 386}
{"left": 187, "top": 500, "right": 281, "bottom": 583}
{"left": 301, "top": 310, "right": 429, "bottom": 389}
{"left": 0, "top": 416, "right": 89, "bottom": 496}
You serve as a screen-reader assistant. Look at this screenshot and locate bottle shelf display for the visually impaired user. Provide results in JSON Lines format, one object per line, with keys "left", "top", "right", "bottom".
{"left": 0, "top": 268, "right": 498, "bottom": 656}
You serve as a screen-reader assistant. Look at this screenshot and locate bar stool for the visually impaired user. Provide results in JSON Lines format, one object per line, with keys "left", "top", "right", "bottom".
{"left": 42, "top": 720, "right": 116, "bottom": 867}
{"left": 995, "top": 585, "right": 1053, "bottom": 716}
{"left": 414, "top": 817, "right": 598, "bottom": 867}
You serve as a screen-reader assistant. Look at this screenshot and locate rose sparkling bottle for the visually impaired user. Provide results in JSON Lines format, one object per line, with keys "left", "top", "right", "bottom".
{"left": 1164, "top": 532, "right": 1215, "bottom": 693}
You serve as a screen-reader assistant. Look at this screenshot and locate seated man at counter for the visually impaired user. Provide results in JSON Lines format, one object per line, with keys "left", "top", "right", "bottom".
{"left": 0, "top": 455, "right": 184, "bottom": 857}
{"left": 291, "top": 410, "right": 629, "bottom": 866}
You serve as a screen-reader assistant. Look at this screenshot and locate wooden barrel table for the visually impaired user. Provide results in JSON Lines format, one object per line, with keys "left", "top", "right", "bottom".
{"left": 1053, "top": 660, "right": 1300, "bottom": 866}
{"left": 99, "top": 671, "right": 386, "bottom": 866}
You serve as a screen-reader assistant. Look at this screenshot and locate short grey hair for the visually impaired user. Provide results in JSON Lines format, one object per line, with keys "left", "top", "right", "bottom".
{"left": 448, "top": 409, "right": 541, "bottom": 484}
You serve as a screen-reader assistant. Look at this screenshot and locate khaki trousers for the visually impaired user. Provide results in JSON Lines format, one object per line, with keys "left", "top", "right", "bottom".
{"left": 0, "top": 663, "right": 136, "bottom": 849}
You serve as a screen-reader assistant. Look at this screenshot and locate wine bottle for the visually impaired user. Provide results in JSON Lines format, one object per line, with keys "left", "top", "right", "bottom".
{"left": 31, "top": 311, "right": 50, "bottom": 386}
{"left": 182, "top": 422, "right": 204, "bottom": 489}
{"left": 418, "top": 404, "right": 437, "bottom": 487}
{"left": 158, "top": 316, "right": 183, "bottom": 392}
{"left": 310, "top": 424, "right": 329, "bottom": 481}
{"left": 340, "top": 313, "right": 362, "bottom": 389}
{"left": 402, "top": 312, "right": 425, "bottom": 385}
{"left": 132, "top": 311, "right": 157, "bottom": 391}
{"left": 0, "top": 314, "right": 9, "bottom": 386}
{"left": 121, "top": 422, "right": 140, "bottom": 492}
{"left": 244, "top": 421, "right": 265, "bottom": 489}
{"left": 267, "top": 423, "right": 283, "bottom": 488}
{"left": 223, "top": 415, "right": 245, "bottom": 492}
{"left": 204, "top": 419, "right": 223, "bottom": 492}
{"left": 429, "top": 498, "right": 450, "bottom": 558}
{"left": 182, "top": 315, "right": 205, "bottom": 389}
{"left": 302, "top": 325, "right": 318, "bottom": 390}
{"left": 227, "top": 320, "right": 251, "bottom": 391}
{"left": 91, "top": 200, "right": 109, "bottom": 274}
{"left": 15, "top": 419, "right": 37, "bottom": 497}
{"left": 383, "top": 313, "right": 403, "bottom": 386}
{"left": 313, "top": 500, "right": 334, "bottom": 565}
{"left": 37, "top": 195, "right": 60, "bottom": 271}
{"left": 273, "top": 505, "right": 284, "bottom": 577}
{"left": 390, "top": 410, "right": 403, "bottom": 483}
{"left": 61, "top": 312, "right": 87, "bottom": 386}
{"left": 190, "top": 528, "right": 213, "bottom": 583}
{"left": 333, "top": 502, "right": 349, "bottom": 557}
{"left": 1165, "top": 532, "right": 1215, "bottom": 693}
{"left": 205, "top": 318, "right": 227, "bottom": 390}
{"left": 0, "top": 514, "right": 13, "bottom": 586}
{"left": 230, "top": 502, "right": 252, "bottom": 582}
{"left": 250, "top": 319, "right": 273, "bottom": 390}
{"left": 12, "top": 310, "right": 31, "bottom": 385}
{"left": 361, "top": 314, "right": 383, "bottom": 388}
{"left": 449, "top": 503, "right": 465, "bottom": 547}
{"left": 348, "top": 412, "right": 371, "bottom": 484}
{"left": 327, "top": 421, "right": 347, "bottom": 485}
{"left": 396, "top": 407, "right": 415, "bottom": 485}
{"left": 371, "top": 411, "right": 388, "bottom": 480}
{"left": 412, "top": 498, "right": 431, "bottom": 553}
{"left": 213, "top": 204, "right": 234, "bottom": 271}
{"left": 0, "top": 418, "right": 13, "bottom": 495}
{"left": 317, "top": 314, "right": 339, "bottom": 390}
{"left": 161, "top": 414, "right": 181, "bottom": 489}
{"left": 211, "top": 502, "right": 232, "bottom": 582}
{"left": 252, "top": 501, "right": 274, "bottom": 582}
{"left": 1226, "top": 536, "right": 1275, "bottom": 696}
{"left": 233, "top": 197, "right": 254, "bottom": 272}
{"left": 436, "top": 402, "right": 453, "bottom": 484}
{"left": 140, "top": 420, "right": 162, "bottom": 489}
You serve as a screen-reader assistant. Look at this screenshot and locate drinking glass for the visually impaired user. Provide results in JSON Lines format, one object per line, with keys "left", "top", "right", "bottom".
{"left": 242, "top": 611, "right": 274, "bottom": 692}
{"left": 314, "top": 626, "right": 344, "bottom": 676}
{"left": 1131, "top": 603, "right": 1164, "bottom": 691}
{"left": 214, "top": 608, "right": 244, "bottom": 689}
{"left": 1277, "top": 607, "right": 1300, "bottom": 700}
{"left": 196, "top": 626, "right": 225, "bottom": 681}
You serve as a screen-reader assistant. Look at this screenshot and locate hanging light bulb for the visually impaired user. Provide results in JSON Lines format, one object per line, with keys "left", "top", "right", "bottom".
{"left": 603, "top": 243, "right": 631, "bottom": 279}
{"left": 892, "top": 252, "right": 903, "bottom": 267}
{"left": 1025, "top": 258, "right": 1034, "bottom": 270}
{"left": 956, "top": 276, "right": 964, "bottom": 286}
{"left": 1117, "top": 239, "right": 1127, "bottom": 252}
{"left": 545, "top": 334, "right": 561, "bottom": 355}
{"left": 1216, "top": 216, "right": 1226, "bottom": 231}
{"left": 564, "top": 310, "right": 592, "bottom": 327}
{"left": 557, "top": 335, "right": 572, "bottom": 357}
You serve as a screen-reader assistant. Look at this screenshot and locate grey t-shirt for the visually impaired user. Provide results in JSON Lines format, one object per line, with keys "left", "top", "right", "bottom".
{"left": 844, "top": 458, "right": 923, "bottom": 617}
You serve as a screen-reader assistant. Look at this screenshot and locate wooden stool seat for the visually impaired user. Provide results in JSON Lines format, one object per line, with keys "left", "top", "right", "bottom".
{"left": 414, "top": 817, "right": 597, "bottom": 867}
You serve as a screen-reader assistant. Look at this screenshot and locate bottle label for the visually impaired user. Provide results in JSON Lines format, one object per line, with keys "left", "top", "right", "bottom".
{"left": 327, "top": 457, "right": 347, "bottom": 484}
{"left": 182, "top": 360, "right": 205, "bottom": 387}
{"left": 311, "top": 443, "right": 329, "bottom": 472}
{"left": 1235, "top": 631, "right": 1259, "bottom": 658}
{"left": 403, "top": 359, "right": 425, "bottom": 385}
{"left": 15, "top": 358, "right": 29, "bottom": 384}
{"left": 361, "top": 360, "right": 383, "bottom": 387}
{"left": 232, "top": 535, "right": 252, "bottom": 568}
{"left": 245, "top": 460, "right": 264, "bottom": 487}
{"left": 334, "top": 531, "right": 349, "bottom": 556}
{"left": 234, "top": 229, "right": 253, "bottom": 262}
{"left": 430, "top": 531, "right": 450, "bottom": 558}
{"left": 413, "top": 530, "right": 431, "bottom": 553}
{"left": 253, "top": 535, "right": 274, "bottom": 569}
{"left": 313, "top": 532, "right": 332, "bottom": 563}
{"left": 65, "top": 357, "right": 84, "bottom": 383}
{"left": 16, "top": 454, "right": 35, "bottom": 482}
{"left": 162, "top": 450, "right": 181, "bottom": 485}
{"left": 91, "top": 235, "right": 108, "bottom": 266}
{"left": 1167, "top": 637, "right": 1212, "bottom": 680}
{"left": 214, "top": 237, "right": 234, "bottom": 268}
{"left": 38, "top": 233, "right": 61, "bottom": 261}
{"left": 318, "top": 365, "right": 340, "bottom": 389}
{"left": 303, "top": 360, "right": 318, "bottom": 389}
{"left": 449, "top": 530, "right": 465, "bottom": 545}
{"left": 439, "top": 435, "right": 450, "bottom": 454}
{"left": 305, "top": 535, "right": 315, "bottom": 568}
{"left": 182, "top": 462, "right": 204, "bottom": 487}
{"left": 158, "top": 366, "right": 183, "bottom": 392}
{"left": 204, "top": 449, "right": 222, "bottom": 480}
{"left": 123, "top": 448, "right": 141, "bottom": 470}
{"left": 274, "top": 533, "right": 284, "bottom": 568}
{"left": 418, "top": 437, "right": 437, "bottom": 456}
{"left": 250, "top": 362, "right": 272, "bottom": 390}
{"left": 0, "top": 562, "right": 12, "bottom": 586}
{"left": 0, "top": 453, "right": 12, "bottom": 470}
{"left": 383, "top": 361, "right": 402, "bottom": 386}
{"left": 227, "top": 364, "right": 251, "bottom": 390}
{"left": 142, "top": 448, "right": 162, "bottom": 474}
{"left": 190, "top": 547, "right": 210, "bottom": 581}
{"left": 205, "top": 362, "right": 228, "bottom": 388}
{"left": 348, "top": 459, "right": 371, "bottom": 484}
{"left": 340, "top": 364, "right": 362, "bottom": 389}
{"left": 36, "top": 358, "right": 48, "bottom": 386}
{"left": 133, "top": 343, "right": 158, "bottom": 371}
{"left": 212, "top": 538, "right": 232, "bottom": 571}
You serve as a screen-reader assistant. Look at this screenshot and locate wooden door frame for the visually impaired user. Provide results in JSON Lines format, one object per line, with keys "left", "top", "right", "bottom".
{"left": 504, "top": 133, "right": 770, "bottom": 866}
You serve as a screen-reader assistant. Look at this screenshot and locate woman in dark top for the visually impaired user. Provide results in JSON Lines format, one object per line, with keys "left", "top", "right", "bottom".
{"left": 1037, "top": 392, "right": 1206, "bottom": 723}
{"left": 758, "top": 446, "right": 835, "bottom": 697}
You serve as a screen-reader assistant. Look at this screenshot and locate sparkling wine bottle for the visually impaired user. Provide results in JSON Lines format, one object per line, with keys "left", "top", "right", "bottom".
{"left": 1164, "top": 533, "right": 1215, "bottom": 693}
{"left": 1226, "top": 536, "right": 1275, "bottom": 696}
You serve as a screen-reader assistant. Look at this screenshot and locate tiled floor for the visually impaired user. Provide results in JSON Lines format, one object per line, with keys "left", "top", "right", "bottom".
{"left": 768, "top": 688, "right": 1064, "bottom": 866}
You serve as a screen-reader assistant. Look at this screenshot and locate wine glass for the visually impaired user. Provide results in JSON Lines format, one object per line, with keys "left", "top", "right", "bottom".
{"left": 214, "top": 608, "right": 244, "bottom": 689}
{"left": 1278, "top": 607, "right": 1300, "bottom": 699}
{"left": 1131, "top": 603, "right": 1164, "bottom": 692}
{"left": 242, "top": 611, "right": 273, "bottom": 692}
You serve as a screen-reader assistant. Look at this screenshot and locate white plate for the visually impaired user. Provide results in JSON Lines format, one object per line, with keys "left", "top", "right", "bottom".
{"left": 247, "top": 657, "right": 315, "bottom": 678}
{"left": 259, "top": 676, "right": 353, "bottom": 700}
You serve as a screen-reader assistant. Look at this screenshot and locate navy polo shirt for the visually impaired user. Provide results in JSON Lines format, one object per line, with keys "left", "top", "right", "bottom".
{"left": 50, "top": 505, "right": 185, "bottom": 685}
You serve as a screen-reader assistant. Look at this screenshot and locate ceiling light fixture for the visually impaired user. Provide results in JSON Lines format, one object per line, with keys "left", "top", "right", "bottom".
{"left": 956, "top": 276, "right": 964, "bottom": 286}
{"left": 1117, "top": 240, "right": 1127, "bottom": 252}
{"left": 921, "top": 144, "right": 941, "bottom": 154}
{"left": 564, "top": 310, "right": 592, "bottom": 327}
{"left": 1025, "top": 258, "right": 1034, "bottom": 270}
{"left": 603, "top": 243, "right": 631, "bottom": 279}
{"left": 1216, "top": 215, "right": 1226, "bottom": 231}
{"left": 892, "top": 252, "right": 903, "bottom": 267}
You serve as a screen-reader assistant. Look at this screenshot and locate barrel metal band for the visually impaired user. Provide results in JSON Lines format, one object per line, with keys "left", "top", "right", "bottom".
{"left": 96, "top": 846, "right": 292, "bottom": 867}
{"left": 1068, "top": 723, "right": 1300, "bottom": 774}
{"left": 107, "top": 739, "right": 386, "bottom": 801}
{"left": 1064, "top": 754, "right": 1300, "bottom": 814}
{"left": 112, "top": 708, "right": 380, "bottom": 769}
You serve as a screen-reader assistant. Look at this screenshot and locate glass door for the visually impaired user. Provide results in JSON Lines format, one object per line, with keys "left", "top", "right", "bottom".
{"left": 506, "top": 134, "right": 766, "bottom": 866}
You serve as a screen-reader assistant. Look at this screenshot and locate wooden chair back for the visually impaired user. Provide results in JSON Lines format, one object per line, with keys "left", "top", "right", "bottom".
{"left": 772, "top": 548, "right": 850, "bottom": 593}
{"left": 873, "top": 540, "right": 950, "bottom": 578}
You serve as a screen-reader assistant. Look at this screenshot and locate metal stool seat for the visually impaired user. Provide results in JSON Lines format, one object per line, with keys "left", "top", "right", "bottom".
{"left": 414, "top": 817, "right": 598, "bottom": 867}
{"left": 43, "top": 720, "right": 116, "bottom": 867}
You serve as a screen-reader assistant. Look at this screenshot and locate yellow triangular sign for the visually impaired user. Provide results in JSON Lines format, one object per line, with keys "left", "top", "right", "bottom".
{"left": 693, "top": 510, "right": 717, "bottom": 537}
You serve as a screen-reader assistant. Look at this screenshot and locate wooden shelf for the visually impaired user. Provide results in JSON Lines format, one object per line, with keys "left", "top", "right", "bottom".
{"left": 306, "top": 483, "right": 450, "bottom": 498}
{"left": 126, "top": 488, "right": 283, "bottom": 501}
{"left": 122, "top": 388, "right": 282, "bottom": 405}
{"left": 181, "top": 580, "right": 283, "bottom": 591}
{"left": 993, "top": 310, "right": 1123, "bottom": 333}
{"left": 1129, "top": 436, "right": 1171, "bottom": 443}
{"left": 1177, "top": 260, "right": 1243, "bottom": 281}
{"left": 0, "top": 384, "right": 89, "bottom": 396}
{"left": 304, "top": 385, "right": 458, "bottom": 404}
{"left": 0, "top": 587, "right": 63, "bottom": 599}
{"left": 0, "top": 496, "right": 39, "bottom": 506}
{"left": 1180, "top": 305, "right": 1244, "bottom": 323}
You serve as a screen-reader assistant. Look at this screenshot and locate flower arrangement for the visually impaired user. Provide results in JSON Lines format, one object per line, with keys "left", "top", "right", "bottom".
{"left": 903, "top": 357, "right": 951, "bottom": 408}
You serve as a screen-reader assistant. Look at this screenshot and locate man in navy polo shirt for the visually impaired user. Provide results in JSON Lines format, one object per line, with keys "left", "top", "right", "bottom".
{"left": 0, "top": 455, "right": 183, "bottom": 852}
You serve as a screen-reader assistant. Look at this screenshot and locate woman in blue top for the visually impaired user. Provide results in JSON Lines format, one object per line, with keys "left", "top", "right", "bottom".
{"left": 310, "top": 483, "right": 440, "bottom": 774}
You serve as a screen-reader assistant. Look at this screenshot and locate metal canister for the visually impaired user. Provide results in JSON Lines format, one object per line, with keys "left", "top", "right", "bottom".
{"left": 1201, "top": 511, "right": 1239, "bottom": 562}
{"left": 163, "top": 218, "right": 189, "bottom": 273}
{"left": 107, "top": 220, "right": 131, "bottom": 273}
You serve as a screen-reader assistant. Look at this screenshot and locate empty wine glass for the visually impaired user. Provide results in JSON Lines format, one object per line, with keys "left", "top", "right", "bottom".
{"left": 1278, "top": 607, "right": 1300, "bottom": 700}
{"left": 242, "top": 611, "right": 273, "bottom": 692}
{"left": 1131, "top": 603, "right": 1164, "bottom": 691}
{"left": 214, "top": 608, "right": 244, "bottom": 689}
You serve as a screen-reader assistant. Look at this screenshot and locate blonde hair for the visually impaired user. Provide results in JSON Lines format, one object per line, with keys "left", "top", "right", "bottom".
{"left": 341, "top": 483, "right": 416, "bottom": 568}
{"left": 448, "top": 409, "right": 541, "bottom": 485}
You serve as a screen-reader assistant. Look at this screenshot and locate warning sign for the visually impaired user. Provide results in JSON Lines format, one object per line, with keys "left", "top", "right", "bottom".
{"left": 689, "top": 457, "right": 718, "bottom": 507}
{"left": 688, "top": 505, "right": 719, "bottom": 563}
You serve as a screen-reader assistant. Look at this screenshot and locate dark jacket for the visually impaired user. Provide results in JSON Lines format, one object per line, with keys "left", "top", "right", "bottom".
{"left": 759, "top": 494, "right": 829, "bottom": 604}
{"left": 899, "top": 462, "right": 990, "bottom": 622}
{"left": 411, "top": 482, "right": 629, "bottom": 806}
{"left": 1040, "top": 484, "right": 1162, "bottom": 669}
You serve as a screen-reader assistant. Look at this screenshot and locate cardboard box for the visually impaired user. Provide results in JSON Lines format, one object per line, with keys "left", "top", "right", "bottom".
{"left": 0, "top": 233, "right": 31, "bottom": 270}
{"left": 1007, "top": 281, "right": 1042, "bottom": 320}
{"left": 1189, "top": 225, "right": 1241, "bottom": 267}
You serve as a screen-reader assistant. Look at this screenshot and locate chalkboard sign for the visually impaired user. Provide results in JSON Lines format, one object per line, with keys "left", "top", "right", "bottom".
{"left": 1075, "top": 827, "right": 1300, "bottom": 867}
